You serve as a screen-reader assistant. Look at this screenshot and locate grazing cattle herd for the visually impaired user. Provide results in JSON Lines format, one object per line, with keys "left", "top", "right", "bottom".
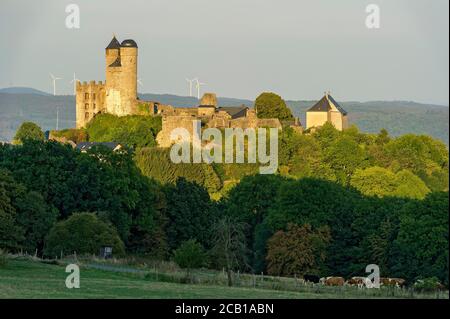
{"left": 296, "top": 275, "right": 445, "bottom": 290}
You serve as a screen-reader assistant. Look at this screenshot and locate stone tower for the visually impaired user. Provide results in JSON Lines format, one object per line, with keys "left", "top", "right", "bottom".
{"left": 105, "top": 36, "right": 138, "bottom": 116}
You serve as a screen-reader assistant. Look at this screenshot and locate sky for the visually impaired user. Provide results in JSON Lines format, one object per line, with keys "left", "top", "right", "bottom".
{"left": 0, "top": 0, "right": 448, "bottom": 105}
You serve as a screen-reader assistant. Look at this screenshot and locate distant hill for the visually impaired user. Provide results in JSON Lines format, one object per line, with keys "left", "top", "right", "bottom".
{"left": 138, "top": 93, "right": 252, "bottom": 107}
{"left": 0, "top": 87, "right": 50, "bottom": 96}
{"left": 0, "top": 92, "right": 448, "bottom": 145}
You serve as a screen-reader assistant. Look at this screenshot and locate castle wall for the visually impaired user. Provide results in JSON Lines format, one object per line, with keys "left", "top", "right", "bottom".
{"left": 76, "top": 81, "right": 106, "bottom": 128}
{"left": 156, "top": 115, "right": 199, "bottom": 148}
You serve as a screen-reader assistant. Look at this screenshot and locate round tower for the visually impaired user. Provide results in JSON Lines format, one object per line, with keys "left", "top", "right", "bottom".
{"left": 119, "top": 39, "right": 138, "bottom": 115}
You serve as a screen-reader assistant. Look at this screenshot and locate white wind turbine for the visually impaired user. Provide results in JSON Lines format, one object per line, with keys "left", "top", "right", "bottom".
{"left": 194, "top": 78, "right": 206, "bottom": 100}
{"left": 50, "top": 73, "right": 62, "bottom": 96}
{"left": 186, "top": 78, "right": 196, "bottom": 97}
{"left": 70, "top": 72, "right": 79, "bottom": 95}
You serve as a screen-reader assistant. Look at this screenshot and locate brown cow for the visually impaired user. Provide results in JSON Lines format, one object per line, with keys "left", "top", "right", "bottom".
{"left": 380, "top": 277, "right": 406, "bottom": 288}
{"left": 321, "top": 276, "right": 345, "bottom": 286}
{"left": 346, "top": 277, "right": 368, "bottom": 288}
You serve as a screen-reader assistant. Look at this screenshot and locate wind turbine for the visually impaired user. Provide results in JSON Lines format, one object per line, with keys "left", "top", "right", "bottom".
{"left": 194, "top": 78, "right": 206, "bottom": 100}
{"left": 50, "top": 73, "right": 62, "bottom": 96}
{"left": 70, "top": 73, "right": 79, "bottom": 95}
{"left": 186, "top": 78, "right": 196, "bottom": 97}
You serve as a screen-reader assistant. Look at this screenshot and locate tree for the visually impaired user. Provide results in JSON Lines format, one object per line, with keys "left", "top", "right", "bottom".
{"left": 254, "top": 92, "right": 294, "bottom": 121}
{"left": 390, "top": 192, "right": 449, "bottom": 285}
{"left": 44, "top": 212, "right": 125, "bottom": 257}
{"left": 323, "top": 135, "right": 369, "bottom": 184}
{"left": 384, "top": 134, "right": 449, "bottom": 191}
{"left": 15, "top": 191, "right": 57, "bottom": 252}
{"left": 173, "top": 239, "right": 207, "bottom": 278}
{"left": 164, "top": 178, "right": 216, "bottom": 250}
{"left": 13, "top": 122, "right": 44, "bottom": 144}
{"left": 266, "top": 178, "right": 363, "bottom": 276}
{"left": 350, "top": 167, "right": 430, "bottom": 199}
{"left": 350, "top": 167, "right": 398, "bottom": 197}
{"left": 0, "top": 140, "right": 166, "bottom": 254}
{"left": 266, "top": 224, "right": 331, "bottom": 277}
{"left": 0, "top": 170, "right": 24, "bottom": 251}
{"left": 211, "top": 216, "right": 248, "bottom": 286}
{"left": 223, "top": 174, "right": 286, "bottom": 271}
{"left": 86, "top": 114, "right": 162, "bottom": 148}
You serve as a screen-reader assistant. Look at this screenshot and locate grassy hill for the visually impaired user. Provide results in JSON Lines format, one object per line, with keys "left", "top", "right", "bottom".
{"left": 0, "top": 92, "right": 448, "bottom": 144}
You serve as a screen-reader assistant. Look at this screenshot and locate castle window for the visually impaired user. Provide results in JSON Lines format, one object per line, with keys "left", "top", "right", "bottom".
{"left": 85, "top": 103, "right": 89, "bottom": 110}
{"left": 93, "top": 104, "right": 96, "bottom": 110}
{"left": 85, "top": 93, "right": 89, "bottom": 100}
{"left": 85, "top": 112, "right": 89, "bottom": 119}
{"left": 93, "top": 93, "right": 96, "bottom": 100}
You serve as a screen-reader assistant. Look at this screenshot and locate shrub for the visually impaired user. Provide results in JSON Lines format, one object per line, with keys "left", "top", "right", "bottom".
{"left": 414, "top": 277, "right": 445, "bottom": 292}
{"left": 173, "top": 239, "right": 207, "bottom": 273}
{"left": 44, "top": 212, "right": 125, "bottom": 258}
{"left": 86, "top": 114, "right": 162, "bottom": 148}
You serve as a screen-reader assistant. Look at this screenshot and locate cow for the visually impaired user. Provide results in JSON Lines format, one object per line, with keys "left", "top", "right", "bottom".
{"left": 321, "top": 276, "right": 345, "bottom": 286}
{"left": 380, "top": 277, "right": 406, "bottom": 288}
{"left": 346, "top": 277, "right": 370, "bottom": 288}
{"left": 303, "top": 274, "right": 320, "bottom": 284}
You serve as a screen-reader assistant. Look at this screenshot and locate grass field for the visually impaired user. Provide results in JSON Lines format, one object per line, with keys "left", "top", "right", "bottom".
{"left": 0, "top": 258, "right": 448, "bottom": 299}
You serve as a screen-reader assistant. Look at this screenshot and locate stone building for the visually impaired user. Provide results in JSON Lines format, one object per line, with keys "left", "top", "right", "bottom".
{"left": 76, "top": 36, "right": 139, "bottom": 128}
{"left": 74, "top": 36, "right": 308, "bottom": 147}
{"left": 306, "top": 92, "right": 348, "bottom": 131}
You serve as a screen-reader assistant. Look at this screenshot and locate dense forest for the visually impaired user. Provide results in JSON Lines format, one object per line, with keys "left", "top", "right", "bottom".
{"left": 0, "top": 99, "right": 449, "bottom": 287}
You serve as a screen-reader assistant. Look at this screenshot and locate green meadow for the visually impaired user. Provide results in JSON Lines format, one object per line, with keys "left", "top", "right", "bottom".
{"left": 0, "top": 258, "right": 447, "bottom": 299}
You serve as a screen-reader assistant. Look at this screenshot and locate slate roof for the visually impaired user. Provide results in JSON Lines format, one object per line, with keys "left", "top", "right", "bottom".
{"left": 106, "top": 36, "right": 121, "bottom": 50}
{"left": 218, "top": 106, "right": 248, "bottom": 119}
{"left": 307, "top": 94, "right": 347, "bottom": 115}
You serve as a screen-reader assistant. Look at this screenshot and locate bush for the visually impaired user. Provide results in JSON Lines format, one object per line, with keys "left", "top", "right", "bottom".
{"left": 44, "top": 212, "right": 125, "bottom": 258}
{"left": 173, "top": 239, "right": 207, "bottom": 273}
{"left": 414, "top": 277, "right": 446, "bottom": 292}
{"left": 86, "top": 114, "right": 162, "bottom": 148}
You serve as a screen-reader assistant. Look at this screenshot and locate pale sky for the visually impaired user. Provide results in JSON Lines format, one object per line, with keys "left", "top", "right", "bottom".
{"left": 0, "top": 0, "right": 448, "bottom": 104}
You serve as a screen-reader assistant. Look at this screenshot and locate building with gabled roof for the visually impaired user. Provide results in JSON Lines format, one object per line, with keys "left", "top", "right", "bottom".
{"left": 306, "top": 92, "right": 348, "bottom": 131}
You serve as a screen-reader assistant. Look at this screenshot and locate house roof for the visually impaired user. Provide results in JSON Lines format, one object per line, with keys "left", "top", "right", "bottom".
{"left": 106, "top": 36, "right": 121, "bottom": 50}
{"left": 76, "top": 142, "right": 122, "bottom": 152}
{"left": 307, "top": 94, "right": 347, "bottom": 115}
{"left": 218, "top": 106, "right": 248, "bottom": 119}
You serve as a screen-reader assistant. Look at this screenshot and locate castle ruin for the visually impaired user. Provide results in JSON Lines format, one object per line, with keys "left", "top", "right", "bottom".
{"left": 75, "top": 36, "right": 347, "bottom": 147}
